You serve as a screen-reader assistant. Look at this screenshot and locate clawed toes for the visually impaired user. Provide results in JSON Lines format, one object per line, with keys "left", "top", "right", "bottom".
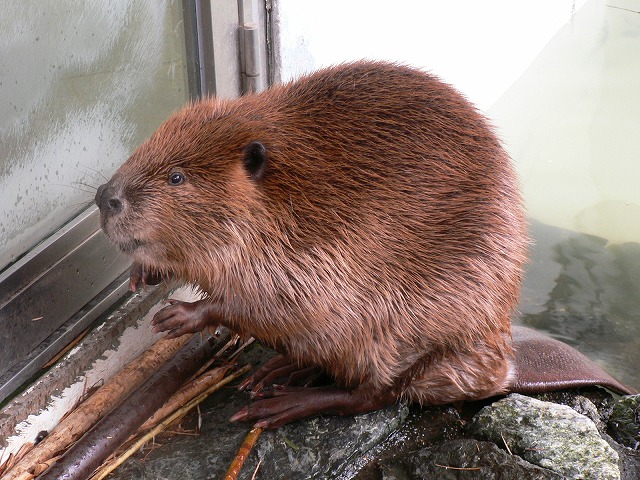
{"left": 237, "top": 378, "right": 252, "bottom": 391}
{"left": 229, "top": 407, "right": 249, "bottom": 423}
{"left": 228, "top": 401, "right": 298, "bottom": 430}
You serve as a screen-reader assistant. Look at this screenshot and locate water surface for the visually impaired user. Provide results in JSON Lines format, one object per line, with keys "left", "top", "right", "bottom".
{"left": 518, "top": 220, "right": 640, "bottom": 390}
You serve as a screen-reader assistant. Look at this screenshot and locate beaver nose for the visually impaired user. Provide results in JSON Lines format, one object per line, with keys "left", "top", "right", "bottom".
{"left": 95, "top": 183, "right": 123, "bottom": 215}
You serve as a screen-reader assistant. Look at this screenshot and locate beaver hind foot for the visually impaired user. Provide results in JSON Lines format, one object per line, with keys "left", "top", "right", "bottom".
{"left": 233, "top": 355, "right": 394, "bottom": 428}
{"left": 229, "top": 384, "right": 396, "bottom": 429}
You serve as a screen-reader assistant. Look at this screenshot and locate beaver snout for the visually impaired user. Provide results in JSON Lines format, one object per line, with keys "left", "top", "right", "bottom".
{"left": 95, "top": 182, "right": 124, "bottom": 217}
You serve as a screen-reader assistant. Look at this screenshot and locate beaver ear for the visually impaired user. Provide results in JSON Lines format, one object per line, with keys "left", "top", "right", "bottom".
{"left": 243, "top": 141, "right": 267, "bottom": 180}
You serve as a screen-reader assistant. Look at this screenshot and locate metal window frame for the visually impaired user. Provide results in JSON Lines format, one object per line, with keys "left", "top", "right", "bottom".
{"left": 0, "top": 209, "right": 132, "bottom": 403}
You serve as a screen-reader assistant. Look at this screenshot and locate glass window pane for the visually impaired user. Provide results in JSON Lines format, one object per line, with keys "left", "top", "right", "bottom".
{"left": 0, "top": 0, "right": 190, "bottom": 270}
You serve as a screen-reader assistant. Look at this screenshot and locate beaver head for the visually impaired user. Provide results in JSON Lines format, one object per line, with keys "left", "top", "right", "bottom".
{"left": 95, "top": 99, "right": 270, "bottom": 285}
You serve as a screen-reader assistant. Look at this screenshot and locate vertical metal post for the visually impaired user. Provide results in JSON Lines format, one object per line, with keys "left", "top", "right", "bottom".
{"left": 181, "top": 0, "right": 202, "bottom": 100}
{"left": 182, "top": 0, "right": 216, "bottom": 99}
{"left": 243, "top": 22, "right": 263, "bottom": 93}
{"left": 186, "top": 0, "right": 270, "bottom": 98}
{"left": 239, "top": 0, "right": 267, "bottom": 93}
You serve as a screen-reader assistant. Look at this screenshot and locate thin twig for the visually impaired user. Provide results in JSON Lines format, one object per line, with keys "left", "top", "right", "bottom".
{"left": 500, "top": 432, "right": 513, "bottom": 455}
{"left": 434, "top": 463, "right": 482, "bottom": 471}
{"left": 251, "top": 459, "right": 262, "bottom": 480}
{"left": 224, "top": 427, "right": 264, "bottom": 480}
{"left": 44, "top": 327, "right": 90, "bottom": 367}
{"left": 189, "top": 334, "right": 238, "bottom": 380}
{"left": 228, "top": 337, "right": 255, "bottom": 361}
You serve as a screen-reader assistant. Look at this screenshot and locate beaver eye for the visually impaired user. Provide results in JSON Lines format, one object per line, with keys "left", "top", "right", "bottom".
{"left": 168, "top": 172, "right": 185, "bottom": 186}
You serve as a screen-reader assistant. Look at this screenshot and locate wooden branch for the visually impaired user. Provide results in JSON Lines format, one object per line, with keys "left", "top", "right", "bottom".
{"left": 89, "top": 364, "right": 252, "bottom": 480}
{"left": 36, "top": 335, "right": 223, "bottom": 480}
{"left": 3, "top": 335, "right": 191, "bottom": 480}
{"left": 224, "top": 427, "right": 264, "bottom": 480}
{"left": 138, "top": 363, "right": 234, "bottom": 431}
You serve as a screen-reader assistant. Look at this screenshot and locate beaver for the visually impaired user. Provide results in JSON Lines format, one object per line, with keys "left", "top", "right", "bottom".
{"left": 96, "top": 61, "right": 635, "bottom": 428}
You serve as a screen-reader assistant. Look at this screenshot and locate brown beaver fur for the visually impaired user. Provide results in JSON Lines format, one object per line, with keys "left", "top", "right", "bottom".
{"left": 96, "top": 61, "right": 631, "bottom": 428}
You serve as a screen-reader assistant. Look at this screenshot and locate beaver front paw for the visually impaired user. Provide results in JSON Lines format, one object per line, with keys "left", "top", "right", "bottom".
{"left": 150, "top": 298, "right": 219, "bottom": 338}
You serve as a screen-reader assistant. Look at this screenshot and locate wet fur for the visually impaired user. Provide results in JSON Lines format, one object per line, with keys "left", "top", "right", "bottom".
{"left": 100, "top": 62, "right": 528, "bottom": 405}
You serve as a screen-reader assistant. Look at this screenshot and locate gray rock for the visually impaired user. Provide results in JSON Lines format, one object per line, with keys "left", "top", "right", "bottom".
{"left": 241, "top": 402, "right": 410, "bottom": 479}
{"left": 559, "top": 394, "right": 607, "bottom": 431}
{"left": 470, "top": 393, "right": 620, "bottom": 480}
{"left": 531, "top": 389, "right": 616, "bottom": 433}
{"left": 408, "top": 439, "right": 565, "bottom": 480}
{"left": 379, "top": 463, "right": 412, "bottom": 480}
{"left": 609, "top": 394, "right": 640, "bottom": 450}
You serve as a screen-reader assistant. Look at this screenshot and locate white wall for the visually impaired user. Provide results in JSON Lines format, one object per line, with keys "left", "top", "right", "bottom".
{"left": 278, "top": 0, "right": 586, "bottom": 110}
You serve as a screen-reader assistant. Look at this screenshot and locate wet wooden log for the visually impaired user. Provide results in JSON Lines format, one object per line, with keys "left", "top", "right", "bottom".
{"left": 3, "top": 334, "right": 192, "bottom": 480}
{"left": 90, "top": 364, "right": 252, "bottom": 480}
{"left": 138, "top": 363, "right": 234, "bottom": 432}
{"left": 37, "top": 331, "right": 231, "bottom": 480}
